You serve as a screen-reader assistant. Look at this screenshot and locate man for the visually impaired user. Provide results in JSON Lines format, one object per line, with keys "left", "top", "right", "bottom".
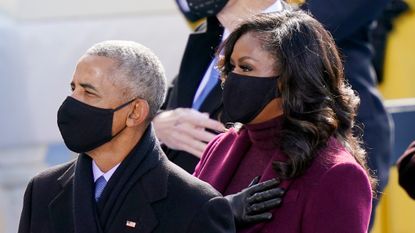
{"left": 154, "top": 0, "right": 284, "bottom": 173}
{"left": 18, "top": 40, "right": 235, "bottom": 233}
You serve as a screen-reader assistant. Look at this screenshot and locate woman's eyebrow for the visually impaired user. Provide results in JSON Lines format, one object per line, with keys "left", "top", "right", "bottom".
{"left": 239, "top": 56, "right": 259, "bottom": 62}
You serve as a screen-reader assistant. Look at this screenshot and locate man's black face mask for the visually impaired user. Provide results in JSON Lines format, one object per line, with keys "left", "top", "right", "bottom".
{"left": 57, "top": 96, "right": 135, "bottom": 153}
{"left": 175, "top": 0, "right": 229, "bottom": 22}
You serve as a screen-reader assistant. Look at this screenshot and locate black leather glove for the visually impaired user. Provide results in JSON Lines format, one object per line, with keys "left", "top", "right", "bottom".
{"left": 224, "top": 176, "right": 284, "bottom": 227}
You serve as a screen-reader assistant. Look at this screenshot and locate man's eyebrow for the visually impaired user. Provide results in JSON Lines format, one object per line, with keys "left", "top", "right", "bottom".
{"left": 80, "top": 83, "right": 99, "bottom": 93}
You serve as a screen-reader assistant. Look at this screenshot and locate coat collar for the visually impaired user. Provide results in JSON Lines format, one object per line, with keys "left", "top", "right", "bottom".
{"left": 49, "top": 126, "right": 169, "bottom": 233}
{"left": 49, "top": 162, "right": 76, "bottom": 233}
{"left": 57, "top": 161, "right": 75, "bottom": 188}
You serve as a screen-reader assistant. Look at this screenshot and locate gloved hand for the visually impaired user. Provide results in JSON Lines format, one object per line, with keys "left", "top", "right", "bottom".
{"left": 224, "top": 177, "right": 285, "bottom": 227}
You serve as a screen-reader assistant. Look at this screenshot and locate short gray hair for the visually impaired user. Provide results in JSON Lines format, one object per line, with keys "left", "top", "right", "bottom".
{"left": 85, "top": 40, "right": 167, "bottom": 120}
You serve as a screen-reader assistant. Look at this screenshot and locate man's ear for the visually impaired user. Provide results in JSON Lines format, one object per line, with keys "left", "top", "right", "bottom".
{"left": 126, "top": 99, "right": 149, "bottom": 127}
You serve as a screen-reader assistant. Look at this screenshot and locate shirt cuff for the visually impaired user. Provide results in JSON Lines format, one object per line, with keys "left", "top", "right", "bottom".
{"left": 176, "top": 0, "right": 190, "bottom": 12}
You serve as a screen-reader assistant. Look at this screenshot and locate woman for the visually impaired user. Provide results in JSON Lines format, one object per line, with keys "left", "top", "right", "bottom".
{"left": 194, "top": 10, "right": 375, "bottom": 233}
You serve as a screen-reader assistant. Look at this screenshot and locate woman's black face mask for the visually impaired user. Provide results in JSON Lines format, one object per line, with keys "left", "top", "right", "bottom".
{"left": 222, "top": 72, "right": 280, "bottom": 124}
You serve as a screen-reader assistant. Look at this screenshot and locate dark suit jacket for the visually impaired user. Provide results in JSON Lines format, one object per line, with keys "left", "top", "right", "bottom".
{"left": 18, "top": 126, "right": 235, "bottom": 233}
{"left": 397, "top": 140, "right": 415, "bottom": 199}
{"left": 164, "top": 16, "right": 225, "bottom": 173}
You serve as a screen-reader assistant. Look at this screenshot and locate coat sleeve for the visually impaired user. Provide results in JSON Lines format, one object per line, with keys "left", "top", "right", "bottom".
{"left": 307, "top": 163, "right": 372, "bottom": 233}
{"left": 397, "top": 140, "right": 415, "bottom": 199}
{"left": 193, "top": 133, "right": 224, "bottom": 177}
{"left": 301, "top": 0, "right": 389, "bottom": 41}
{"left": 18, "top": 178, "right": 34, "bottom": 233}
{"left": 186, "top": 196, "right": 235, "bottom": 233}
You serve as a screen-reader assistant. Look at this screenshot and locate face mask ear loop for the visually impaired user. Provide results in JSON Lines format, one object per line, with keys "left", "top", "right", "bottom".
{"left": 113, "top": 98, "right": 137, "bottom": 112}
{"left": 111, "top": 98, "right": 137, "bottom": 138}
{"left": 274, "top": 76, "right": 281, "bottom": 98}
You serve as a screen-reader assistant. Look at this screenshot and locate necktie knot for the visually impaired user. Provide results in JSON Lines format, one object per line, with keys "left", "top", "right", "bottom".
{"left": 95, "top": 175, "right": 107, "bottom": 202}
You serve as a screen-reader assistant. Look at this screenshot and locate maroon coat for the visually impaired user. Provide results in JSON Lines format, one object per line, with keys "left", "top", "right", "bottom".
{"left": 194, "top": 117, "right": 372, "bottom": 233}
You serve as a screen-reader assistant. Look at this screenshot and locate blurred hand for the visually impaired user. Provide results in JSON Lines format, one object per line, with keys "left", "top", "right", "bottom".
{"left": 153, "top": 108, "right": 225, "bottom": 158}
{"left": 225, "top": 177, "right": 284, "bottom": 227}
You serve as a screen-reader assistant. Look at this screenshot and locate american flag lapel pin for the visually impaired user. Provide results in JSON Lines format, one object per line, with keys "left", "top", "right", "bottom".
{"left": 126, "top": 220, "right": 137, "bottom": 228}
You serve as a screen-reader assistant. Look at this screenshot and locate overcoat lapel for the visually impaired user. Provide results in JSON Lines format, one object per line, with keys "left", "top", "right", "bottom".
{"left": 48, "top": 163, "right": 75, "bottom": 233}
{"left": 73, "top": 154, "right": 101, "bottom": 233}
{"left": 177, "top": 16, "right": 224, "bottom": 111}
{"left": 49, "top": 155, "right": 102, "bottom": 233}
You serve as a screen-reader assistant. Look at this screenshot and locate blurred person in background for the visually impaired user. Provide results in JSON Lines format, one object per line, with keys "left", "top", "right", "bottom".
{"left": 397, "top": 140, "right": 415, "bottom": 199}
{"left": 18, "top": 40, "right": 236, "bottom": 233}
{"left": 154, "top": 0, "right": 284, "bottom": 173}
{"left": 194, "top": 10, "right": 374, "bottom": 233}
{"left": 371, "top": 0, "right": 409, "bottom": 83}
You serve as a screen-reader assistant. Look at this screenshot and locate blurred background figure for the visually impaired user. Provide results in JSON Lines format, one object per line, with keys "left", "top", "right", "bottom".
{"left": 0, "top": 1, "right": 190, "bottom": 232}
{"left": 370, "top": 0, "right": 415, "bottom": 232}
{"left": 154, "top": 0, "right": 284, "bottom": 173}
{"left": 397, "top": 140, "right": 415, "bottom": 199}
{"left": 371, "top": 0, "right": 409, "bottom": 83}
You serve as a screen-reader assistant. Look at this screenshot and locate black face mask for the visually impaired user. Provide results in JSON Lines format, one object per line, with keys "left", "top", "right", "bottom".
{"left": 222, "top": 72, "right": 280, "bottom": 124}
{"left": 57, "top": 96, "right": 135, "bottom": 153}
{"left": 176, "top": 0, "right": 229, "bottom": 22}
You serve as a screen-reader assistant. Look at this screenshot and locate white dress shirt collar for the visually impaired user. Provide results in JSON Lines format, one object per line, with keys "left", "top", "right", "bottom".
{"left": 92, "top": 160, "right": 120, "bottom": 182}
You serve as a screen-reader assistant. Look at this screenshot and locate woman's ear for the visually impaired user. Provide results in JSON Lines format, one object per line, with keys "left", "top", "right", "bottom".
{"left": 126, "top": 99, "right": 150, "bottom": 127}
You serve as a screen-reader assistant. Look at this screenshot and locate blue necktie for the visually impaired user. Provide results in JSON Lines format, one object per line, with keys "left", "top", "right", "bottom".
{"left": 94, "top": 175, "right": 107, "bottom": 202}
{"left": 192, "top": 59, "right": 220, "bottom": 110}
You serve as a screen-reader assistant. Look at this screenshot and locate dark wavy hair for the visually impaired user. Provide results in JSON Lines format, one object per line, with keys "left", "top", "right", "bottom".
{"left": 218, "top": 10, "right": 376, "bottom": 190}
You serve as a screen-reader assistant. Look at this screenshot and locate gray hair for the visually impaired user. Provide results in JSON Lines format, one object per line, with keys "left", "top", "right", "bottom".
{"left": 85, "top": 40, "right": 167, "bottom": 120}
